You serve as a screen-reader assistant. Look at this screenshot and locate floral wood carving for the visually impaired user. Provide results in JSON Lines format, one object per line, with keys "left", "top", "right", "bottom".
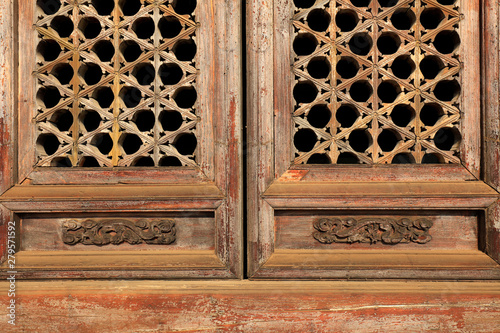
{"left": 62, "top": 219, "right": 176, "bottom": 245}
{"left": 313, "top": 217, "right": 433, "bottom": 245}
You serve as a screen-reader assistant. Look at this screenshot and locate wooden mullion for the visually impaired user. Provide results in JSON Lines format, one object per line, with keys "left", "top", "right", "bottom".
{"left": 111, "top": 0, "right": 121, "bottom": 166}
{"left": 153, "top": 4, "right": 160, "bottom": 166}
{"left": 70, "top": 3, "right": 81, "bottom": 166}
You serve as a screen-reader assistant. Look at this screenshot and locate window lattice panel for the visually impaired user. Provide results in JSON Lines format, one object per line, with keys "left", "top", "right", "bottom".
{"left": 292, "top": 0, "right": 462, "bottom": 164}
{"left": 35, "top": 0, "right": 198, "bottom": 167}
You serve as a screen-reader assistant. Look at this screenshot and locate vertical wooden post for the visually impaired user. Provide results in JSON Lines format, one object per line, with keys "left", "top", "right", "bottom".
{"left": 0, "top": 0, "right": 15, "bottom": 264}
{"left": 483, "top": 0, "right": 500, "bottom": 263}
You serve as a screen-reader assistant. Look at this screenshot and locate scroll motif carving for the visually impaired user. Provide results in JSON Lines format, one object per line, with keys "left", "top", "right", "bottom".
{"left": 313, "top": 217, "right": 433, "bottom": 245}
{"left": 62, "top": 219, "right": 176, "bottom": 245}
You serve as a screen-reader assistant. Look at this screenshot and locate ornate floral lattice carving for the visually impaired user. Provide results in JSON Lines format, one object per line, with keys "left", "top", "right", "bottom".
{"left": 292, "top": 0, "right": 462, "bottom": 164}
{"left": 35, "top": 0, "right": 198, "bottom": 167}
{"left": 62, "top": 218, "right": 176, "bottom": 245}
{"left": 313, "top": 217, "right": 434, "bottom": 244}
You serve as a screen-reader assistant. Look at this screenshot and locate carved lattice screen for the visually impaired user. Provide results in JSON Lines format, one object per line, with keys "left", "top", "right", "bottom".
{"left": 292, "top": 0, "right": 462, "bottom": 164}
{"left": 34, "top": 0, "right": 198, "bottom": 167}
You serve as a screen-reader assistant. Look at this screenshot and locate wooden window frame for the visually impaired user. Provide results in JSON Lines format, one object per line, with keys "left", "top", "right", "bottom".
{"left": 0, "top": 0, "right": 243, "bottom": 279}
{"left": 247, "top": 0, "right": 500, "bottom": 279}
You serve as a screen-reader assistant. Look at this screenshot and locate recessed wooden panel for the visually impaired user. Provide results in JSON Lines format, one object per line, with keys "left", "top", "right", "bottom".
{"left": 20, "top": 212, "right": 215, "bottom": 251}
{"left": 275, "top": 210, "right": 478, "bottom": 251}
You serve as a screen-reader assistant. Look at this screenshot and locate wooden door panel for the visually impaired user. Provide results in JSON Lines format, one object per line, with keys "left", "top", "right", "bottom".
{"left": 0, "top": 0, "right": 243, "bottom": 279}
{"left": 247, "top": 0, "right": 500, "bottom": 279}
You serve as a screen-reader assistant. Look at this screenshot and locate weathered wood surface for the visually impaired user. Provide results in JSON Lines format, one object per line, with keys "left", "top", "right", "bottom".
{"left": 483, "top": 0, "right": 500, "bottom": 265}
{"left": 255, "top": 249, "right": 500, "bottom": 280}
{"left": 247, "top": 0, "right": 499, "bottom": 277}
{"left": 247, "top": 0, "right": 276, "bottom": 276}
{"left": 0, "top": 0, "right": 15, "bottom": 265}
{"left": 264, "top": 181, "right": 498, "bottom": 209}
{"left": 484, "top": 0, "right": 500, "bottom": 192}
{"left": 0, "top": 250, "right": 233, "bottom": 280}
{"left": 283, "top": 165, "right": 476, "bottom": 182}
{"left": 460, "top": 0, "right": 481, "bottom": 177}
{"left": 1, "top": 281, "right": 500, "bottom": 332}
{"left": 2, "top": 0, "right": 243, "bottom": 278}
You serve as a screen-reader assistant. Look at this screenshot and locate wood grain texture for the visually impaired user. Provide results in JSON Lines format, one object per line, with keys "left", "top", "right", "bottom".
{"left": 1, "top": 281, "right": 500, "bottom": 332}
{"left": 254, "top": 249, "right": 500, "bottom": 280}
{"left": 0, "top": 0, "right": 15, "bottom": 265}
{"left": 487, "top": 200, "right": 500, "bottom": 264}
{"left": 17, "top": 0, "right": 36, "bottom": 184}
{"left": 264, "top": 181, "right": 498, "bottom": 209}
{"left": 247, "top": 0, "right": 497, "bottom": 278}
{"left": 247, "top": 0, "right": 276, "bottom": 276}
{"left": 286, "top": 164, "right": 476, "bottom": 182}
{"left": 210, "top": 0, "right": 244, "bottom": 278}
{"left": 0, "top": 250, "right": 232, "bottom": 279}
{"left": 483, "top": 0, "right": 500, "bottom": 265}
{"left": 460, "top": 0, "right": 481, "bottom": 177}
{"left": 483, "top": 0, "right": 500, "bottom": 191}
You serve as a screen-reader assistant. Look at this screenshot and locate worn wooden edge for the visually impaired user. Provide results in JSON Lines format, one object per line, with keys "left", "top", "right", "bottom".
{"left": 25, "top": 168, "right": 211, "bottom": 185}
{"left": 246, "top": 0, "right": 276, "bottom": 277}
{"left": 265, "top": 197, "right": 496, "bottom": 210}
{"left": 263, "top": 180, "right": 499, "bottom": 209}
{"left": 0, "top": 250, "right": 238, "bottom": 280}
{"left": 0, "top": 0, "right": 16, "bottom": 266}
{"left": 0, "top": 184, "right": 224, "bottom": 201}
{"left": 459, "top": 0, "right": 481, "bottom": 178}
{"left": 283, "top": 164, "right": 477, "bottom": 182}
{"left": 264, "top": 181, "right": 498, "bottom": 196}
{"left": 0, "top": 184, "right": 225, "bottom": 212}
{"left": 264, "top": 181, "right": 499, "bottom": 208}
{"left": 483, "top": 0, "right": 500, "bottom": 191}
{"left": 1, "top": 279, "right": 500, "bottom": 295}
{"left": 17, "top": 0, "right": 35, "bottom": 184}
{"left": 251, "top": 249, "right": 500, "bottom": 280}
{"left": 209, "top": 0, "right": 244, "bottom": 279}
{"left": 486, "top": 200, "right": 500, "bottom": 264}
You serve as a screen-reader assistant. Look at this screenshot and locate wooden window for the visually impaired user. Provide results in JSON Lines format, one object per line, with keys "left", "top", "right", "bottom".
{"left": 247, "top": 0, "right": 500, "bottom": 279}
{"left": 0, "top": 0, "right": 243, "bottom": 279}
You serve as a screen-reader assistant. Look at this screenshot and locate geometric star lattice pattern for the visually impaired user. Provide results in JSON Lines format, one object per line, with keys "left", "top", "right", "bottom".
{"left": 292, "top": 0, "right": 462, "bottom": 164}
{"left": 35, "top": 0, "right": 198, "bottom": 167}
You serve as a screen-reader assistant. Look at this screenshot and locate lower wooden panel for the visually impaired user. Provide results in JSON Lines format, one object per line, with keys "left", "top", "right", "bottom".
{"left": 276, "top": 211, "right": 479, "bottom": 251}
{"left": 254, "top": 210, "right": 500, "bottom": 279}
{"left": 254, "top": 249, "right": 500, "bottom": 280}
{"left": 0, "top": 281, "right": 499, "bottom": 332}
{"left": 20, "top": 212, "right": 215, "bottom": 251}
{"left": 0, "top": 250, "right": 231, "bottom": 279}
